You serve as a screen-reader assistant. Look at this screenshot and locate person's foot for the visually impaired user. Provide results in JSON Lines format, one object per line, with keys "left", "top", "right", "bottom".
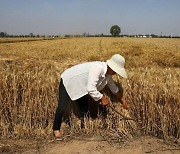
{"left": 53, "top": 130, "right": 62, "bottom": 138}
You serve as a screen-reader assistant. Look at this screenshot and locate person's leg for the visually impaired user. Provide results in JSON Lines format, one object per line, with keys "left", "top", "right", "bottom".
{"left": 53, "top": 79, "right": 70, "bottom": 137}
{"left": 76, "top": 95, "right": 89, "bottom": 128}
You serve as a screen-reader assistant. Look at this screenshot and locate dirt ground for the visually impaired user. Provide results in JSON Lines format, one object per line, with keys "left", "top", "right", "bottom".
{"left": 0, "top": 136, "right": 179, "bottom": 154}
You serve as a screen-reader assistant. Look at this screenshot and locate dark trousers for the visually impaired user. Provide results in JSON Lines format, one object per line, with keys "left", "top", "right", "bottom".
{"left": 53, "top": 80, "right": 88, "bottom": 130}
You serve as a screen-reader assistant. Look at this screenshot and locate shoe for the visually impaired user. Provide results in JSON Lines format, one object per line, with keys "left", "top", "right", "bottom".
{"left": 53, "top": 130, "right": 62, "bottom": 138}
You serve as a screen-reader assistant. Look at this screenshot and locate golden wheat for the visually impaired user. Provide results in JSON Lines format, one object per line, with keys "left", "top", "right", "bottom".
{"left": 0, "top": 37, "right": 179, "bottom": 141}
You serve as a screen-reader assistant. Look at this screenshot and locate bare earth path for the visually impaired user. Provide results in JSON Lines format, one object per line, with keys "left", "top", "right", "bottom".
{"left": 40, "top": 136, "right": 180, "bottom": 154}
{"left": 1, "top": 136, "right": 179, "bottom": 154}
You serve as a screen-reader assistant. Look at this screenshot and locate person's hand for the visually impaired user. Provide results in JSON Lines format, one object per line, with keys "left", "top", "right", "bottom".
{"left": 121, "top": 98, "right": 128, "bottom": 110}
{"left": 101, "top": 96, "right": 110, "bottom": 106}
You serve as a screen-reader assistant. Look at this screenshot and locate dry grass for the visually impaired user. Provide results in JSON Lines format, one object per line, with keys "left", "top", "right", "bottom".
{"left": 0, "top": 37, "right": 179, "bottom": 142}
{"left": 0, "top": 37, "right": 50, "bottom": 44}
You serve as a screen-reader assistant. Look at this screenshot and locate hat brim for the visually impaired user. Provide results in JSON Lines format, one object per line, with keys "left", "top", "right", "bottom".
{"left": 107, "top": 60, "right": 127, "bottom": 78}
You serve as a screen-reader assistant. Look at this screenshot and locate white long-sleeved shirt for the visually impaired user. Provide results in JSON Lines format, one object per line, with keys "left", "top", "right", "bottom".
{"left": 61, "top": 61, "right": 119, "bottom": 101}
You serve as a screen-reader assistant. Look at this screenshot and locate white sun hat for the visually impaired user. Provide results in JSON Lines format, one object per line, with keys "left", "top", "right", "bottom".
{"left": 106, "top": 54, "right": 127, "bottom": 78}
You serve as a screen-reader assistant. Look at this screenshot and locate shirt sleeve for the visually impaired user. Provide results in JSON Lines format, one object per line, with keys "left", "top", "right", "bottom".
{"left": 107, "top": 77, "right": 119, "bottom": 94}
{"left": 87, "top": 64, "right": 103, "bottom": 101}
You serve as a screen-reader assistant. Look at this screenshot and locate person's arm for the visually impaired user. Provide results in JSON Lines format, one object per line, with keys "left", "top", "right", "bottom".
{"left": 114, "top": 91, "right": 128, "bottom": 110}
{"left": 87, "top": 64, "right": 111, "bottom": 106}
{"left": 87, "top": 64, "right": 104, "bottom": 101}
{"left": 107, "top": 78, "right": 128, "bottom": 109}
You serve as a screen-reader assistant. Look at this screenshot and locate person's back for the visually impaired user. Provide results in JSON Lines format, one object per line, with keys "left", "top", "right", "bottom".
{"left": 61, "top": 61, "right": 104, "bottom": 78}
{"left": 61, "top": 61, "right": 107, "bottom": 100}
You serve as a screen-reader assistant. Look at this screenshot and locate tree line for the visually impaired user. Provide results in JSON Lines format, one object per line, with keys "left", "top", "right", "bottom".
{"left": 1, "top": 25, "right": 179, "bottom": 38}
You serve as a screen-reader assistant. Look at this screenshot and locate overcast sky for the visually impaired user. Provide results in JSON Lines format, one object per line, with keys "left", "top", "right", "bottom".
{"left": 0, "top": 0, "right": 180, "bottom": 36}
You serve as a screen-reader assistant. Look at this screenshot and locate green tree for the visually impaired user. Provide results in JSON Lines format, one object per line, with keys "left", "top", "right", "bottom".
{"left": 0, "top": 32, "right": 8, "bottom": 37}
{"left": 110, "top": 25, "right": 121, "bottom": 37}
{"left": 29, "top": 33, "right": 34, "bottom": 37}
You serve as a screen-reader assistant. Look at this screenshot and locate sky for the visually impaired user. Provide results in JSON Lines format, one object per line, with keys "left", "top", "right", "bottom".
{"left": 0, "top": 0, "right": 180, "bottom": 36}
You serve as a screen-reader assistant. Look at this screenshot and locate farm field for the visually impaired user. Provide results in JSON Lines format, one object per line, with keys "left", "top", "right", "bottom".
{"left": 0, "top": 37, "right": 51, "bottom": 44}
{"left": 0, "top": 37, "right": 180, "bottom": 153}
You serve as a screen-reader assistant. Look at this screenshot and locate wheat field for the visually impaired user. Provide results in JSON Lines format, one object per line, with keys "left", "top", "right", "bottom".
{"left": 0, "top": 37, "right": 179, "bottom": 141}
